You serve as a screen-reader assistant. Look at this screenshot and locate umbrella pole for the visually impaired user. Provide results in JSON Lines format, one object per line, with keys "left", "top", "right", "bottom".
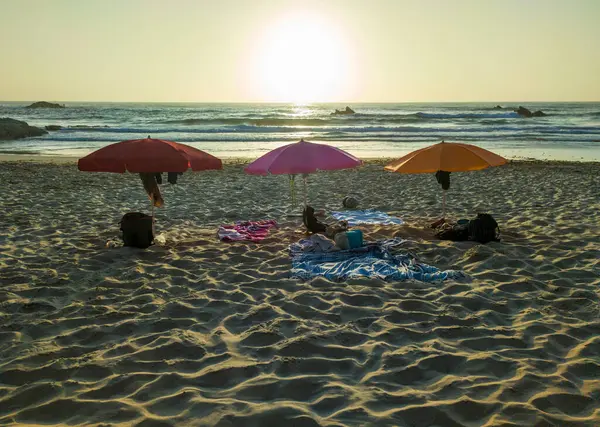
{"left": 289, "top": 174, "right": 297, "bottom": 207}
{"left": 442, "top": 190, "right": 446, "bottom": 219}
{"left": 303, "top": 175, "right": 308, "bottom": 206}
{"left": 150, "top": 197, "right": 155, "bottom": 237}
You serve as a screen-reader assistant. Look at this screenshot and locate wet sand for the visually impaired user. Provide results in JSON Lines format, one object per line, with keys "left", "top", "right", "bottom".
{"left": 1, "top": 157, "right": 599, "bottom": 426}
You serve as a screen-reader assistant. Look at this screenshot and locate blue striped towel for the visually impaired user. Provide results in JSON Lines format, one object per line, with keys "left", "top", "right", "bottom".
{"left": 291, "top": 244, "right": 463, "bottom": 282}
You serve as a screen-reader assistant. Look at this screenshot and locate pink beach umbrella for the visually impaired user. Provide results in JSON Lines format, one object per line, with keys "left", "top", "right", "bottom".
{"left": 245, "top": 139, "right": 362, "bottom": 205}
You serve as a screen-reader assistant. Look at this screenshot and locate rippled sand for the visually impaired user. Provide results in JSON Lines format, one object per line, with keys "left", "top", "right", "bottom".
{"left": 1, "top": 157, "right": 599, "bottom": 426}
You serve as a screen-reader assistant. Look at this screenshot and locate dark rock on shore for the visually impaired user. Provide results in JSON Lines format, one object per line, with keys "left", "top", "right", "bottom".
{"left": 45, "top": 125, "right": 62, "bottom": 131}
{"left": 26, "top": 101, "right": 65, "bottom": 109}
{"left": 0, "top": 118, "right": 48, "bottom": 140}
{"left": 515, "top": 106, "right": 547, "bottom": 118}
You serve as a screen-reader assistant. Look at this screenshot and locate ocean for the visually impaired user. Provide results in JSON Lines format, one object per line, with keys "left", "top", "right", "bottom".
{"left": 1, "top": 102, "right": 599, "bottom": 161}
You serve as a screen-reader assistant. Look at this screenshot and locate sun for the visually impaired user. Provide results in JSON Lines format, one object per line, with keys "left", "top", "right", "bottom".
{"left": 246, "top": 11, "right": 355, "bottom": 103}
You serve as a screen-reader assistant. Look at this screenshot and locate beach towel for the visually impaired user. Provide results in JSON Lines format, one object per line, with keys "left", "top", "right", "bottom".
{"left": 290, "top": 239, "right": 461, "bottom": 282}
{"left": 218, "top": 220, "right": 277, "bottom": 242}
{"left": 331, "top": 209, "right": 403, "bottom": 226}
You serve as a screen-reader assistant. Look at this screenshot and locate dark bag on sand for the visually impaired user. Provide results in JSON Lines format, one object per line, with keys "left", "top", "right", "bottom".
{"left": 120, "top": 212, "right": 154, "bottom": 248}
{"left": 436, "top": 224, "right": 469, "bottom": 241}
{"left": 468, "top": 213, "right": 500, "bottom": 244}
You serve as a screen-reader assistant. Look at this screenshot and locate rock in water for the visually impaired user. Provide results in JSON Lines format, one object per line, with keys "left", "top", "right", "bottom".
{"left": 45, "top": 125, "right": 62, "bottom": 131}
{"left": 26, "top": 101, "right": 65, "bottom": 109}
{"left": 332, "top": 106, "right": 356, "bottom": 115}
{"left": 0, "top": 118, "right": 48, "bottom": 140}
{"left": 515, "top": 106, "right": 547, "bottom": 118}
{"left": 515, "top": 106, "right": 533, "bottom": 117}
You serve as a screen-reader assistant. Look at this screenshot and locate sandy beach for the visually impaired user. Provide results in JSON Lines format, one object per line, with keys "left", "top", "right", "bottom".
{"left": 1, "top": 156, "right": 599, "bottom": 426}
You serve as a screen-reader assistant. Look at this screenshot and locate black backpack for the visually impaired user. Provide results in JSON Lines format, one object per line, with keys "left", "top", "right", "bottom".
{"left": 120, "top": 212, "right": 154, "bottom": 248}
{"left": 468, "top": 213, "right": 500, "bottom": 244}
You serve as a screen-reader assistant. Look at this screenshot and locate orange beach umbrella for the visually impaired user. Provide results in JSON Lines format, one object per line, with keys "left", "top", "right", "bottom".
{"left": 385, "top": 140, "right": 507, "bottom": 174}
{"left": 385, "top": 141, "right": 507, "bottom": 217}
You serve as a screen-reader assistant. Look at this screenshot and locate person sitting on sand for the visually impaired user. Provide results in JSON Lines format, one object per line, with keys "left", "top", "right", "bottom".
{"left": 303, "top": 205, "right": 327, "bottom": 234}
{"left": 303, "top": 205, "right": 348, "bottom": 238}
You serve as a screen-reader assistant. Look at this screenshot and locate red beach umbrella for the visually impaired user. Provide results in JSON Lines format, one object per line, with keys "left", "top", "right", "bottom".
{"left": 78, "top": 136, "right": 222, "bottom": 173}
{"left": 78, "top": 137, "right": 223, "bottom": 227}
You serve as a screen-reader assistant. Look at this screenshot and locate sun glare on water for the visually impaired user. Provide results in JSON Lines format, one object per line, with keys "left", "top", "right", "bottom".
{"left": 248, "top": 12, "right": 355, "bottom": 104}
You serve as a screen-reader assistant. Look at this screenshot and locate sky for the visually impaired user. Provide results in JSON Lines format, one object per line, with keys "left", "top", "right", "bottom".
{"left": 1, "top": 0, "right": 599, "bottom": 103}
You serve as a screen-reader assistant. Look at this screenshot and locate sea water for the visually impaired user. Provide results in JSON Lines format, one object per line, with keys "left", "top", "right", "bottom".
{"left": 1, "top": 102, "right": 599, "bottom": 161}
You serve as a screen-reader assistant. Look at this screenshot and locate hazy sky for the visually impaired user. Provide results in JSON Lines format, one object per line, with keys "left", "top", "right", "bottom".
{"left": 1, "top": 0, "right": 599, "bottom": 102}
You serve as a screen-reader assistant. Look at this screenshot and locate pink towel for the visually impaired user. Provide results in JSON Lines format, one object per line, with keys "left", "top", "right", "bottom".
{"left": 218, "top": 220, "right": 278, "bottom": 242}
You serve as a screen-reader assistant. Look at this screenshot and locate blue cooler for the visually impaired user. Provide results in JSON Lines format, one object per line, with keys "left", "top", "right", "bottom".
{"left": 346, "top": 229, "right": 363, "bottom": 249}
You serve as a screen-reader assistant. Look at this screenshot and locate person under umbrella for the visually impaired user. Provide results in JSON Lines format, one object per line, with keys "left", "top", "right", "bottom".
{"left": 78, "top": 136, "right": 222, "bottom": 244}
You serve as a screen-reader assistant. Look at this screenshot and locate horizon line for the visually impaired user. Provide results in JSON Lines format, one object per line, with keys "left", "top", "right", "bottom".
{"left": 2, "top": 100, "right": 599, "bottom": 104}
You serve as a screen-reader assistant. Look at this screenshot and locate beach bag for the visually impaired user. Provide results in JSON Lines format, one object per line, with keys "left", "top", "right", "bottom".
{"left": 334, "top": 230, "right": 363, "bottom": 250}
{"left": 346, "top": 229, "right": 364, "bottom": 248}
{"left": 468, "top": 213, "right": 500, "bottom": 244}
{"left": 120, "top": 212, "right": 154, "bottom": 248}
{"left": 436, "top": 223, "right": 469, "bottom": 241}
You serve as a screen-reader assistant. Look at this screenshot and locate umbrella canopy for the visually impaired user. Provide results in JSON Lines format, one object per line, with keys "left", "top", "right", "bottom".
{"left": 245, "top": 139, "right": 362, "bottom": 175}
{"left": 384, "top": 141, "right": 507, "bottom": 174}
{"left": 245, "top": 139, "right": 362, "bottom": 206}
{"left": 78, "top": 137, "right": 222, "bottom": 173}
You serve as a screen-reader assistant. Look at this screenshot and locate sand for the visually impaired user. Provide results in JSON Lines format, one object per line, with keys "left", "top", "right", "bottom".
{"left": 0, "top": 156, "right": 599, "bottom": 426}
